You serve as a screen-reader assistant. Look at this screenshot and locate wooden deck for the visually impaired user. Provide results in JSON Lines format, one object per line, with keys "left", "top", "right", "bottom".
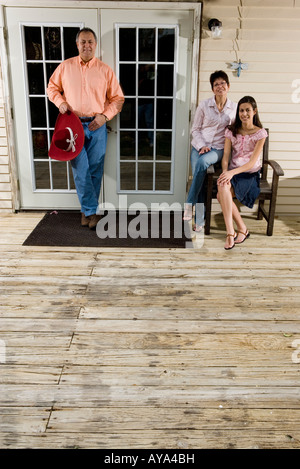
{"left": 0, "top": 211, "right": 300, "bottom": 449}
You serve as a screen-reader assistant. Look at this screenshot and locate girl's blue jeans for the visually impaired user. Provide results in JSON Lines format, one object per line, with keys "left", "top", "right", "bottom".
{"left": 71, "top": 122, "right": 107, "bottom": 217}
{"left": 186, "top": 146, "right": 224, "bottom": 226}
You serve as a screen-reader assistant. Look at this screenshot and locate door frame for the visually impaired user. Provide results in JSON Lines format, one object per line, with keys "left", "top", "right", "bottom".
{"left": 0, "top": 1, "right": 201, "bottom": 212}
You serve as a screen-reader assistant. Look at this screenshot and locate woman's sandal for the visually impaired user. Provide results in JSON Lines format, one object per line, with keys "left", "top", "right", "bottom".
{"left": 193, "top": 224, "right": 203, "bottom": 232}
{"left": 235, "top": 230, "right": 250, "bottom": 244}
{"left": 224, "top": 233, "right": 236, "bottom": 250}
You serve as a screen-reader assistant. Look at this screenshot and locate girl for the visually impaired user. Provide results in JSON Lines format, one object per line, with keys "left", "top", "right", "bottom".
{"left": 217, "top": 96, "right": 268, "bottom": 250}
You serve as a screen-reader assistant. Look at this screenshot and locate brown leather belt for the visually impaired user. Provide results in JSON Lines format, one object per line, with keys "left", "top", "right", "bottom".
{"left": 79, "top": 117, "right": 95, "bottom": 123}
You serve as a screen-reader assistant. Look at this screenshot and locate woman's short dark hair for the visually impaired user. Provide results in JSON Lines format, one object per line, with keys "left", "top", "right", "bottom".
{"left": 210, "top": 70, "right": 230, "bottom": 89}
{"left": 76, "top": 28, "right": 97, "bottom": 43}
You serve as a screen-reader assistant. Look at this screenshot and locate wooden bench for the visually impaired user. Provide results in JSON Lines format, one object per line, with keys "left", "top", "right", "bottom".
{"left": 204, "top": 130, "right": 284, "bottom": 236}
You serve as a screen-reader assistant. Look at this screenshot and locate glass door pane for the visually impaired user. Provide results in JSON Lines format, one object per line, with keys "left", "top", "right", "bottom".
{"left": 23, "top": 24, "right": 81, "bottom": 192}
{"left": 117, "top": 25, "right": 177, "bottom": 193}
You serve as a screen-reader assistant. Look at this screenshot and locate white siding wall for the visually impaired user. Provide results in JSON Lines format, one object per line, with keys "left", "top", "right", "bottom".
{"left": 200, "top": 0, "right": 300, "bottom": 215}
{"left": 0, "top": 0, "right": 299, "bottom": 214}
{"left": 0, "top": 77, "right": 12, "bottom": 212}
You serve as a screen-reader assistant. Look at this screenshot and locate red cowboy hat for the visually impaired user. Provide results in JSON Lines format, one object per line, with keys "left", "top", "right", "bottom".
{"left": 49, "top": 110, "right": 84, "bottom": 161}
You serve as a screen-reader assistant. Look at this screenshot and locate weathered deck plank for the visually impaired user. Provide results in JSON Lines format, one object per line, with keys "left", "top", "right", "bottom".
{"left": 0, "top": 212, "right": 299, "bottom": 449}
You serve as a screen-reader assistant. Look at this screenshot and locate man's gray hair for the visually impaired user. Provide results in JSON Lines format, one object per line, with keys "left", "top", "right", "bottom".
{"left": 76, "top": 28, "right": 97, "bottom": 43}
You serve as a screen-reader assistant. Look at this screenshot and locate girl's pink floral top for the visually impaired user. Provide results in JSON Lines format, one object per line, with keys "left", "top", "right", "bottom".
{"left": 225, "top": 127, "right": 268, "bottom": 173}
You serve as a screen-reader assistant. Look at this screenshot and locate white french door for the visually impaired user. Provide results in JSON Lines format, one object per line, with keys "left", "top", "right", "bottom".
{"left": 5, "top": 7, "right": 98, "bottom": 209}
{"left": 101, "top": 9, "right": 194, "bottom": 209}
{"left": 5, "top": 5, "right": 198, "bottom": 211}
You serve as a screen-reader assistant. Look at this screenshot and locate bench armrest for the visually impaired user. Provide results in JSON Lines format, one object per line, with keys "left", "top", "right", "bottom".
{"left": 266, "top": 160, "right": 284, "bottom": 177}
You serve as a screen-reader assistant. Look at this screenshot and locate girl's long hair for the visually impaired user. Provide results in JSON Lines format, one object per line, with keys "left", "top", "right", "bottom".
{"left": 228, "top": 96, "right": 263, "bottom": 136}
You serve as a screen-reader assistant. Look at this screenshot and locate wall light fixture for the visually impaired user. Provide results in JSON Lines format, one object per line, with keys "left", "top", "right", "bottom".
{"left": 208, "top": 18, "right": 222, "bottom": 39}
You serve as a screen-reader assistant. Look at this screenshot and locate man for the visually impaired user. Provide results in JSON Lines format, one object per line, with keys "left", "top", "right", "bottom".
{"left": 47, "top": 28, "right": 124, "bottom": 229}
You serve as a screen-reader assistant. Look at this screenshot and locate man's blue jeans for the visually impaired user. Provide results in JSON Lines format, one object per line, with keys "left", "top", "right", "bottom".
{"left": 186, "top": 146, "right": 224, "bottom": 226}
{"left": 71, "top": 123, "right": 107, "bottom": 217}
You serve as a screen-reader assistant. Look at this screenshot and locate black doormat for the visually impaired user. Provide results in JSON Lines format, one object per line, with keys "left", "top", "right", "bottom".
{"left": 23, "top": 210, "right": 193, "bottom": 248}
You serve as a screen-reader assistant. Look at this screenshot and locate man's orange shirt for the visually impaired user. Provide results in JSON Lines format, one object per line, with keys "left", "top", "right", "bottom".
{"left": 47, "top": 56, "right": 124, "bottom": 120}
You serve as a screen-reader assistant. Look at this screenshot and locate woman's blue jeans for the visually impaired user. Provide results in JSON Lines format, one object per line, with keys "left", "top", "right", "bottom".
{"left": 71, "top": 123, "right": 107, "bottom": 217}
{"left": 186, "top": 146, "right": 224, "bottom": 226}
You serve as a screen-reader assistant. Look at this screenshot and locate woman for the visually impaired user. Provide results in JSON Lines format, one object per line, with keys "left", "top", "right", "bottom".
{"left": 217, "top": 96, "right": 268, "bottom": 250}
{"left": 183, "top": 71, "right": 237, "bottom": 232}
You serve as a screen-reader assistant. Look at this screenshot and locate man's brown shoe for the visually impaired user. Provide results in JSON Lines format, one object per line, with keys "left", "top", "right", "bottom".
{"left": 88, "top": 214, "right": 101, "bottom": 229}
{"left": 81, "top": 213, "right": 91, "bottom": 227}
